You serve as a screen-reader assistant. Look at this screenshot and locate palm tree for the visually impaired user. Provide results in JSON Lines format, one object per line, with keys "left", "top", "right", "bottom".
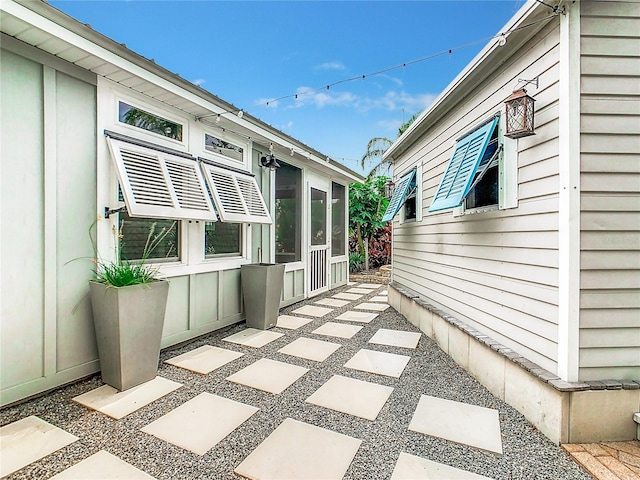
{"left": 360, "top": 110, "right": 422, "bottom": 179}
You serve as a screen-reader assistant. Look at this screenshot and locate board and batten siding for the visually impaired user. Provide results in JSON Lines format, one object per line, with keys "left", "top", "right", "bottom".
{"left": 578, "top": 1, "right": 640, "bottom": 380}
{"left": 392, "top": 20, "right": 562, "bottom": 373}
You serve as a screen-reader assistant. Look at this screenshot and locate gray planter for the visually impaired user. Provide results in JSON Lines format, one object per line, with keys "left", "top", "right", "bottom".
{"left": 89, "top": 280, "right": 169, "bottom": 391}
{"left": 241, "top": 263, "right": 285, "bottom": 330}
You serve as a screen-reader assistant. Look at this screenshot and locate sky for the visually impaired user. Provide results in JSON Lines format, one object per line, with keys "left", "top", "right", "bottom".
{"left": 50, "top": 0, "right": 527, "bottom": 176}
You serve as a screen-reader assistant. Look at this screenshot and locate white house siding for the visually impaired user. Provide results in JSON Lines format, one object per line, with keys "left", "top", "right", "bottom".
{"left": 392, "top": 20, "right": 563, "bottom": 373}
{"left": 578, "top": 1, "right": 640, "bottom": 380}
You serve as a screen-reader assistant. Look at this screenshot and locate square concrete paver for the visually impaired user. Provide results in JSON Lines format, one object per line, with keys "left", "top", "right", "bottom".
{"left": 234, "top": 418, "right": 362, "bottom": 480}
{"left": 50, "top": 450, "right": 156, "bottom": 479}
{"left": 346, "top": 287, "right": 373, "bottom": 294}
{"left": 335, "top": 311, "right": 378, "bottom": 323}
{"left": 380, "top": 289, "right": 388, "bottom": 295}
{"left": 344, "top": 349, "right": 411, "bottom": 378}
{"left": 314, "top": 298, "right": 350, "bottom": 308}
{"left": 165, "top": 345, "right": 243, "bottom": 374}
{"left": 409, "top": 395, "right": 503, "bottom": 454}
{"left": 391, "top": 452, "right": 494, "bottom": 479}
{"left": 72, "top": 376, "right": 182, "bottom": 419}
{"left": 369, "top": 329, "right": 422, "bottom": 349}
{"left": 355, "top": 302, "right": 390, "bottom": 312}
{"left": 306, "top": 375, "right": 394, "bottom": 421}
{"left": 332, "top": 293, "right": 363, "bottom": 301}
{"left": 0, "top": 416, "right": 78, "bottom": 477}
{"left": 291, "top": 305, "right": 333, "bottom": 317}
{"left": 312, "top": 322, "right": 363, "bottom": 339}
{"left": 278, "top": 337, "right": 341, "bottom": 362}
{"left": 226, "top": 358, "right": 309, "bottom": 394}
{"left": 358, "top": 283, "right": 382, "bottom": 289}
{"left": 276, "top": 315, "right": 314, "bottom": 330}
{"left": 369, "top": 295, "right": 388, "bottom": 303}
{"left": 141, "top": 392, "right": 258, "bottom": 455}
{"left": 222, "top": 328, "right": 284, "bottom": 348}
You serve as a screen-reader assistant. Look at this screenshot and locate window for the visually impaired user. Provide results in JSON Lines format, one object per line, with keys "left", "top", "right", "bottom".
{"left": 331, "top": 183, "right": 346, "bottom": 256}
{"left": 106, "top": 134, "right": 217, "bottom": 221}
{"left": 428, "top": 116, "right": 500, "bottom": 213}
{"left": 118, "top": 211, "right": 179, "bottom": 262}
{"left": 382, "top": 169, "right": 417, "bottom": 222}
{"left": 464, "top": 123, "right": 500, "bottom": 210}
{"left": 275, "top": 161, "right": 302, "bottom": 263}
{"left": 403, "top": 175, "right": 417, "bottom": 221}
{"left": 205, "top": 222, "right": 241, "bottom": 257}
{"left": 205, "top": 134, "right": 243, "bottom": 162}
{"left": 310, "top": 188, "right": 327, "bottom": 246}
{"left": 118, "top": 102, "right": 183, "bottom": 141}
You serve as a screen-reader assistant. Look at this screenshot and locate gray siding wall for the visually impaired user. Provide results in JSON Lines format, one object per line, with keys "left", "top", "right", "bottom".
{"left": 578, "top": 1, "right": 640, "bottom": 380}
{"left": 392, "top": 21, "right": 562, "bottom": 373}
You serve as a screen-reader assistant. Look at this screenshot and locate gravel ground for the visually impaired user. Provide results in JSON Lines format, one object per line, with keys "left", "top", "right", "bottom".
{"left": 1, "top": 283, "right": 590, "bottom": 480}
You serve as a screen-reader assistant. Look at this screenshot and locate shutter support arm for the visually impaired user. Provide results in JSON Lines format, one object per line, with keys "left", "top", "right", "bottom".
{"left": 104, "top": 206, "right": 127, "bottom": 219}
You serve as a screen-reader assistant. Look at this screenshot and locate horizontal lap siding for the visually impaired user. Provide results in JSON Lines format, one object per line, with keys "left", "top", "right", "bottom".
{"left": 393, "top": 22, "right": 562, "bottom": 373}
{"left": 579, "top": 1, "right": 640, "bottom": 380}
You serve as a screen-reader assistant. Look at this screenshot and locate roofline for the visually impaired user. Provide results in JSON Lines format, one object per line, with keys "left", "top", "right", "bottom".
{"left": 7, "top": 0, "right": 364, "bottom": 183}
{"left": 383, "top": 0, "right": 555, "bottom": 162}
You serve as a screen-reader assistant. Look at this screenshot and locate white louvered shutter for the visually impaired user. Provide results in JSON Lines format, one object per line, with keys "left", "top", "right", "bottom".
{"left": 106, "top": 137, "right": 217, "bottom": 221}
{"left": 200, "top": 163, "right": 272, "bottom": 224}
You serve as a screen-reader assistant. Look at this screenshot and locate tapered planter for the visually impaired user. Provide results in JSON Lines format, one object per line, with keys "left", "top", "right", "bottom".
{"left": 89, "top": 280, "right": 169, "bottom": 391}
{"left": 241, "top": 263, "right": 285, "bottom": 330}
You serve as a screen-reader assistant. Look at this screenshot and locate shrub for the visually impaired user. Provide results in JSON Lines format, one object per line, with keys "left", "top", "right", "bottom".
{"left": 368, "top": 223, "right": 391, "bottom": 269}
{"left": 349, "top": 252, "right": 365, "bottom": 273}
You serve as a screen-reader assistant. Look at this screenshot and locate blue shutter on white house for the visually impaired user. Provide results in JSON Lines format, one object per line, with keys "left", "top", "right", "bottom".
{"left": 382, "top": 169, "right": 416, "bottom": 222}
{"left": 428, "top": 117, "right": 499, "bottom": 212}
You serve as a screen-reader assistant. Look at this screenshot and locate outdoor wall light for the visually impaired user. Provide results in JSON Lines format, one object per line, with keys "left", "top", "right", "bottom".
{"left": 384, "top": 179, "right": 396, "bottom": 199}
{"left": 504, "top": 82, "right": 537, "bottom": 139}
{"left": 260, "top": 154, "right": 280, "bottom": 170}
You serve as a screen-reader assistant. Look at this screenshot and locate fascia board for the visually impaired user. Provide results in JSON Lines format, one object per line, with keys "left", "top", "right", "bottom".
{"left": 5, "top": 0, "right": 363, "bottom": 183}
{"left": 384, "top": 0, "right": 548, "bottom": 162}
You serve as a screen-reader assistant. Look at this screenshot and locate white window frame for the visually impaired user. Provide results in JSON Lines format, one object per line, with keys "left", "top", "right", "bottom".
{"left": 115, "top": 95, "right": 188, "bottom": 148}
{"left": 454, "top": 114, "right": 518, "bottom": 216}
{"left": 201, "top": 128, "right": 248, "bottom": 168}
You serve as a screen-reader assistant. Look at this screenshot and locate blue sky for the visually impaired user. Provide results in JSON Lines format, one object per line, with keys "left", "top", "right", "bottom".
{"left": 51, "top": 1, "right": 526, "bottom": 175}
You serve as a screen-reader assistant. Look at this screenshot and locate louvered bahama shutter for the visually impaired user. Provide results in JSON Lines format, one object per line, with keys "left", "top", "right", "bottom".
{"left": 106, "top": 137, "right": 218, "bottom": 221}
{"left": 428, "top": 117, "right": 499, "bottom": 212}
{"left": 381, "top": 169, "right": 416, "bottom": 222}
{"left": 200, "top": 163, "right": 272, "bottom": 224}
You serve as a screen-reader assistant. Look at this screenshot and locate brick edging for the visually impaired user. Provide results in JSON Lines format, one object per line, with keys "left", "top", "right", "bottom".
{"left": 390, "top": 282, "right": 640, "bottom": 393}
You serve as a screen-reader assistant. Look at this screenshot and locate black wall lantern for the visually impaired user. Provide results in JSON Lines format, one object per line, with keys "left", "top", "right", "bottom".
{"left": 260, "top": 154, "right": 280, "bottom": 170}
{"left": 504, "top": 88, "right": 536, "bottom": 139}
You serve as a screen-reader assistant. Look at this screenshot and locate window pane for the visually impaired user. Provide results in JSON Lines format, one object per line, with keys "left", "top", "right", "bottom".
{"left": 119, "top": 212, "right": 179, "bottom": 262}
{"left": 331, "top": 183, "right": 345, "bottom": 256}
{"left": 118, "top": 102, "right": 183, "bottom": 141}
{"left": 205, "top": 134, "right": 243, "bottom": 162}
{"left": 275, "top": 161, "right": 301, "bottom": 263}
{"left": 205, "top": 222, "right": 241, "bottom": 257}
{"left": 310, "top": 188, "right": 327, "bottom": 246}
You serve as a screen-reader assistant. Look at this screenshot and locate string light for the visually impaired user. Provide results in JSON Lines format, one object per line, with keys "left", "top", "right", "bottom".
{"left": 193, "top": 11, "right": 560, "bottom": 161}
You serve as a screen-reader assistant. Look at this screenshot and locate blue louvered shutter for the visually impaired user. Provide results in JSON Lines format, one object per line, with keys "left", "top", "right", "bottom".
{"left": 382, "top": 169, "right": 416, "bottom": 222}
{"left": 428, "top": 117, "right": 498, "bottom": 212}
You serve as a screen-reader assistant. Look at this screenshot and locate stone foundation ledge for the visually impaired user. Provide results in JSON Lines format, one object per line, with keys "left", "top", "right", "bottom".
{"left": 389, "top": 282, "right": 640, "bottom": 445}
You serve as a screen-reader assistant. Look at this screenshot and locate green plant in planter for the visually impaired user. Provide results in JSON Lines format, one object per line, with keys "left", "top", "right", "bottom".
{"left": 89, "top": 219, "right": 176, "bottom": 391}
{"left": 93, "top": 220, "right": 174, "bottom": 286}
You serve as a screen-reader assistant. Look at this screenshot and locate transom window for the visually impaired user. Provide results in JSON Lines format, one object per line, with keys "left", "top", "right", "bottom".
{"left": 118, "top": 102, "right": 183, "bottom": 141}
{"left": 205, "top": 134, "right": 243, "bottom": 162}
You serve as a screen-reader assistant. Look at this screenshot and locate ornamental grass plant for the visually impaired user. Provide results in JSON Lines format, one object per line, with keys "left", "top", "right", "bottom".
{"left": 93, "top": 219, "right": 176, "bottom": 287}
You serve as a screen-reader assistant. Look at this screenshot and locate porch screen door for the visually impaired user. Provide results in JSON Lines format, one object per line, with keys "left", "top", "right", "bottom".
{"left": 309, "top": 186, "right": 329, "bottom": 296}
